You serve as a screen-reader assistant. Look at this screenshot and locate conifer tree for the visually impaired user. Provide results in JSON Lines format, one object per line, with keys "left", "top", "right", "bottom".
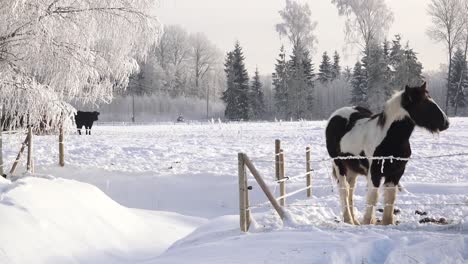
{"left": 250, "top": 67, "right": 266, "bottom": 119}
{"left": 449, "top": 48, "right": 468, "bottom": 113}
{"left": 350, "top": 61, "right": 367, "bottom": 107}
{"left": 221, "top": 42, "right": 250, "bottom": 120}
{"left": 362, "top": 42, "right": 388, "bottom": 110}
{"left": 273, "top": 45, "right": 289, "bottom": 119}
{"left": 318, "top": 51, "right": 333, "bottom": 83}
{"left": 287, "top": 42, "right": 315, "bottom": 119}
{"left": 390, "top": 35, "right": 423, "bottom": 89}
{"left": 343, "top": 66, "right": 352, "bottom": 82}
{"left": 332, "top": 51, "right": 342, "bottom": 80}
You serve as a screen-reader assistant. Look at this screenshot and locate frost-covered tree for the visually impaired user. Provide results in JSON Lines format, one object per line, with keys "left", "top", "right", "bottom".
{"left": 362, "top": 42, "right": 389, "bottom": 110}
{"left": 287, "top": 43, "right": 315, "bottom": 119}
{"left": 332, "top": 0, "right": 394, "bottom": 50}
{"left": 276, "top": 0, "right": 318, "bottom": 52}
{"left": 449, "top": 48, "right": 468, "bottom": 112}
{"left": 222, "top": 42, "right": 250, "bottom": 120}
{"left": 189, "top": 32, "right": 221, "bottom": 97}
{"left": 0, "top": 0, "right": 161, "bottom": 131}
{"left": 332, "top": 51, "right": 342, "bottom": 80}
{"left": 343, "top": 66, "right": 353, "bottom": 82}
{"left": 390, "top": 35, "right": 424, "bottom": 90}
{"left": 350, "top": 61, "right": 367, "bottom": 106}
{"left": 318, "top": 52, "right": 333, "bottom": 83}
{"left": 427, "top": 0, "right": 466, "bottom": 112}
{"left": 273, "top": 46, "right": 289, "bottom": 119}
{"left": 249, "top": 68, "right": 266, "bottom": 120}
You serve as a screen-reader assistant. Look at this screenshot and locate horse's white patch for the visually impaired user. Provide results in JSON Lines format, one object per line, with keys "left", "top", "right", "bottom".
{"left": 327, "top": 107, "right": 356, "bottom": 123}
{"left": 429, "top": 98, "right": 449, "bottom": 122}
{"left": 339, "top": 92, "right": 410, "bottom": 158}
{"left": 382, "top": 182, "right": 397, "bottom": 225}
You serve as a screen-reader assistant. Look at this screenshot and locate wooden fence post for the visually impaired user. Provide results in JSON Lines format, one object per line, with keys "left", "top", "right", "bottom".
{"left": 238, "top": 153, "right": 248, "bottom": 232}
{"left": 59, "top": 126, "right": 65, "bottom": 167}
{"left": 275, "top": 139, "right": 281, "bottom": 180}
{"left": 26, "top": 126, "right": 33, "bottom": 173}
{"left": 279, "top": 149, "right": 286, "bottom": 206}
{"left": 0, "top": 131, "right": 3, "bottom": 177}
{"left": 243, "top": 154, "right": 286, "bottom": 220}
{"left": 306, "top": 146, "right": 312, "bottom": 198}
{"left": 244, "top": 165, "right": 251, "bottom": 231}
{"left": 10, "top": 136, "right": 29, "bottom": 175}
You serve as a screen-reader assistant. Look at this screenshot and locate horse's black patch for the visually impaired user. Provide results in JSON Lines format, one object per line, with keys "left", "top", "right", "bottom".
{"left": 326, "top": 116, "right": 348, "bottom": 158}
{"left": 371, "top": 112, "right": 386, "bottom": 127}
{"left": 370, "top": 117, "right": 415, "bottom": 187}
{"left": 401, "top": 83, "right": 449, "bottom": 132}
{"left": 340, "top": 151, "right": 369, "bottom": 176}
{"left": 326, "top": 108, "right": 372, "bottom": 177}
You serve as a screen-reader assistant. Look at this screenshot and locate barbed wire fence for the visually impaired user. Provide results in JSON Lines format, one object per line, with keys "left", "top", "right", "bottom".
{"left": 238, "top": 140, "right": 468, "bottom": 232}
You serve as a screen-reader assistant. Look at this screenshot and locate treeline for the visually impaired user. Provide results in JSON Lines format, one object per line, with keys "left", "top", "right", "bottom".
{"left": 125, "top": 25, "right": 225, "bottom": 101}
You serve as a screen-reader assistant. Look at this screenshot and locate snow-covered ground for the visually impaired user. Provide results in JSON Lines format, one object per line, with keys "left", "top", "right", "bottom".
{"left": 0, "top": 118, "right": 467, "bottom": 263}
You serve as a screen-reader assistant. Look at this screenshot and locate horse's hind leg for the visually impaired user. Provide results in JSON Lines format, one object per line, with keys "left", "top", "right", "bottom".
{"left": 333, "top": 162, "right": 354, "bottom": 225}
{"left": 382, "top": 182, "right": 397, "bottom": 225}
{"left": 347, "top": 170, "right": 360, "bottom": 225}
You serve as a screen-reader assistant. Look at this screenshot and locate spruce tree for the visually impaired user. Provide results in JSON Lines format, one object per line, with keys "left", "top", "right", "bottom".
{"left": 331, "top": 51, "right": 341, "bottom": 80}
{"left": 222, "top": 51, "right": 238, "bottom": 119}
{"left": 350, "top": 61, "right": 367, "bottom": 107}
{"left": 390, "top": 35, "right": 423, "bottom": 89}
{"left": 343, "top": 66, "right": 352, "bottom": 82}
{"left": 403, "top": 45, "right": 423, "bottom": 86}
{"left": 449, "top": 48, "right": 468, "bottom": 113}
{"left": 221, "top": 42, "right": 250, "bottom": 120}
{"left": 382, "top": 40, "right": 393, "bottom": 98}
{"left": 362, "top": 42, "right": 388, "bottom": 110}
{"left": 318, "top": 51, "right": 332, "bottom": 83}
{"left": 250, "top": 67, "right": 266, "bottom": 119}
{"left": 273, "top": 45, "right": 289, "bottom": 119}
{"left": 287, "top": 42, "right": 315, "bottom": 119}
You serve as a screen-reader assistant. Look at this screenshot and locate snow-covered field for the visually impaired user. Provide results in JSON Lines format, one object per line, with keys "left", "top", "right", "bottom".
{"left": 0, "top": 118, "right": 467, "bottom": 263}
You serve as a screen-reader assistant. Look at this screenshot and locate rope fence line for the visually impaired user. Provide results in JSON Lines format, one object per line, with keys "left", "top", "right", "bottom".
{"left": 237, "top": 140, "right": 468, "bottom": 232}
{"left": 253, "top": 152, "right": 468, "bottom": 185}
{"left": 250, "top": 202, "right": 468, "bottom": 210}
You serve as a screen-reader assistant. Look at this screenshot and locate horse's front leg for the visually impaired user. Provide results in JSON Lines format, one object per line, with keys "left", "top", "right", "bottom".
{"left": 362, "top": 176, "right": 379, "bottom": 225}
{"left": 382, "top": 182, "right": 397, "bottom": 225}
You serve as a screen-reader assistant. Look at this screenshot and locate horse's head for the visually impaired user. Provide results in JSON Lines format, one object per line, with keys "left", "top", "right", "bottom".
{"left": 401, "top": 82, "right": 449, "bottom": 133}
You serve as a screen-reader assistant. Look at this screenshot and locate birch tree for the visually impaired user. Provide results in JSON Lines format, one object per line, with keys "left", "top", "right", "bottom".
{"left": 427, "top": 0, "right": 465, "bottom": 113}
{"left": 332, "top": 0, "right": 394, "bottom": 50}
{"left": 276, "top": 0, "right": 318, "bottom": 52}
{"left": 0, "top": 0, "right": 161, "bottom": 131}
{"left": 189, "top": 32, "right": 221, "bottom": 97}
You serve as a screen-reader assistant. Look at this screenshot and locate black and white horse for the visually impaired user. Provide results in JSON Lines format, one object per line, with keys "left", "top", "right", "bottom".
{"left": 325, "top": 82, "right": 449, "bottom": 225}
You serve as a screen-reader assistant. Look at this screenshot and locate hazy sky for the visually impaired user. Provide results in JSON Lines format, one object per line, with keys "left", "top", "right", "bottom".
{"left": 156, "top": 0, "right": 447, "bottom": 75}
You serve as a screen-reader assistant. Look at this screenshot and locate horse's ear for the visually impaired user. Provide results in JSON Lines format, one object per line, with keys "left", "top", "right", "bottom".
{"left": 404, "top": 85, "right": 411, "bottom": 96}
{"left": 421, "top": 82, "right": 427, "bottom": 91}
{"left": 403, "top": 85, "right": 413, "bottom": 103}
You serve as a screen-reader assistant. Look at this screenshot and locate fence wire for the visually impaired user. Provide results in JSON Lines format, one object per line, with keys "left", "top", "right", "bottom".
{"left": 246, "top": 151, "right": 468, "bottom": 216}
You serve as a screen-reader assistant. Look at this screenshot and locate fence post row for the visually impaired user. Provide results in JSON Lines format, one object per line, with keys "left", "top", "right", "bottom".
{"left": 306, "top": 146, "right": 312, "bottom": 198}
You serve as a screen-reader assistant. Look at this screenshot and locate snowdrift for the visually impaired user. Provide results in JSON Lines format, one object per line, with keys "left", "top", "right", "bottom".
{"left": 154, "top": 215, "right": 467, "bottom": 264}
{"left": 0, "top": 176, "right": 205, "bottom": 264}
